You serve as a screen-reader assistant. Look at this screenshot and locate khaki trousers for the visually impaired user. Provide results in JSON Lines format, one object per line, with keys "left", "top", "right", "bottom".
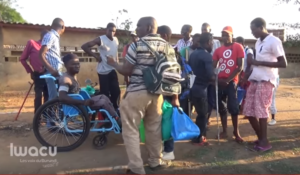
{"left": 120, "top": 90, "right": 163, "bottom": 174}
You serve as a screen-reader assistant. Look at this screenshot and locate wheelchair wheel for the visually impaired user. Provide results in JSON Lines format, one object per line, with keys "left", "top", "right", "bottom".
{"left": 93, "top": 134, "right": 107, "bottom": 150}
{"left": 33, "top": 98, "right": 90, "bottom": 152}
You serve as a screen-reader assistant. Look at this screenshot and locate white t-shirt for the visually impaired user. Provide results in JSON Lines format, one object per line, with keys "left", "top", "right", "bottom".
{"left": 97, "top": 35, "right": 119, "bottom": 75}
{"left": 248, "top": 33, "right": 286, "bottom": 86}
{"left": 243, "top": 46, "right": 253, "bottom": 72}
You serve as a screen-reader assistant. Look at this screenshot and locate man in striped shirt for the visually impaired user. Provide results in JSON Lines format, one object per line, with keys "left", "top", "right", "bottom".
{"left": 39, "top": 18, "right": 65, "bottom": 100}
{"left": 107, "top": 17, "right": 179, "bottom": 174}
{"left": 174, "top": 24, "right": 193, "bottom": 51}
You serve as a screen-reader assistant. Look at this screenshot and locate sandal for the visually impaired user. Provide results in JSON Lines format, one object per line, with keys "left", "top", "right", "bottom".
{"left": 233, "top": 132, "right": 244, "bottom": 143}
{"left": 216, "top": 132, "right": 228, "bottom": 139}
{"left": 234, "top": 136, "right": 244, "bottom": 144}
{"left": 254, "top": 145, "right": 272, "bottom": 152}
{"left": 192, "top": 137, "right": 208, "bottom": 146}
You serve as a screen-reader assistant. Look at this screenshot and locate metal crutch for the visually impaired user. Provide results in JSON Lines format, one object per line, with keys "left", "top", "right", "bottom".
{"left": 215, "top": 67, "right": 221, "bottom": 145}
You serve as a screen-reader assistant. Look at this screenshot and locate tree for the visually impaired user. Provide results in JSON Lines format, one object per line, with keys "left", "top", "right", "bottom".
{"left": 0, "top": 0, "right": 26, "bottom": 23}
{"left": 111, "top": 9, "right": 133, "bottom": 45}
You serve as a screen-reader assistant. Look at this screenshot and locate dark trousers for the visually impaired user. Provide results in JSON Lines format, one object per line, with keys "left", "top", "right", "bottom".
{"left": 218, "top": 81, "right": 239, "bottom": 117}
{"left": 98, "top": 70, "right": 121, "bottom": 109}
{"left": 191, "top": 96, "right": 208, "bottom": 141}
{"left": 207, "top": 84, "right": 216, "bottom": 122}
{"left": 33, "top": 72, "right": 49, "bottom": 113}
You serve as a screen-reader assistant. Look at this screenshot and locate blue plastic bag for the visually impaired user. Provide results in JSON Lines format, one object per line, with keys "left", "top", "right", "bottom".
{"left": 237, "top": 86, "right": 246, "bottom": 105}
{"left": 171, "top": 107, "right": 200, "bottom": 141}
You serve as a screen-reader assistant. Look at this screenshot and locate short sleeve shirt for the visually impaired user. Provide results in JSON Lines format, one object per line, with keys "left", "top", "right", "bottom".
{"left": 248, "top": 33, "right": 285, "bottom": 86}
{"left": 125, "top": 34, "right": 169, "bottom": 92}
{"left": 212, "top": 42, "right": 245, "bottom": 83}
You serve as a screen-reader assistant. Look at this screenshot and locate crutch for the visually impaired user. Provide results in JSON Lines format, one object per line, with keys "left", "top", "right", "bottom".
{"left": 215, "top": 67, "right": 221, "bottom": 145}
{"left": 14, "top": 81, "right": 34, "bottom": 121}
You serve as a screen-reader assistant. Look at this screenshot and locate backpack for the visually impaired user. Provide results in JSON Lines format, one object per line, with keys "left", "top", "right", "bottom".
{"left": 140, "top": 38, "right": 184, "bottom": 96}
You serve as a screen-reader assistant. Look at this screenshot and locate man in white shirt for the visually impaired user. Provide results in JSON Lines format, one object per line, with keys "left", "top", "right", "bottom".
{"left": 243, "top": 17, "right": 287, "bottom": 152}
{"left": 81, "top": 23, "right": 121, "bottom": 110}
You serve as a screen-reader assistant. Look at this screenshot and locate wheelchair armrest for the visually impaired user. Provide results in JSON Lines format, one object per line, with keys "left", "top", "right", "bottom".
{"left": 40, "top": 74, "right": 56, "bottom": 81}
{"left": 68, "top": 94, "right": 95, "bottom": 114}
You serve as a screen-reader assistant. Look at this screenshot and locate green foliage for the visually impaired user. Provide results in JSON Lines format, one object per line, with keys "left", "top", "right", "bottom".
{"left": 112, "top": 9, "right": 133, "bottom": 45}
{"left": 0, "top": 0, "right": 26, "bottom": 23}
{"left": 283, "top": 34, "right": 300, "bottom": 48}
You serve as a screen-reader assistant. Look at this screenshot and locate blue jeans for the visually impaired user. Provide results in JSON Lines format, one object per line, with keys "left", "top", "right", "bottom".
{"left": 45, "top": 77, "right": 58, "bottom": 100}
{"left": 45, "top": 64, "right": 63, "bottom": 100}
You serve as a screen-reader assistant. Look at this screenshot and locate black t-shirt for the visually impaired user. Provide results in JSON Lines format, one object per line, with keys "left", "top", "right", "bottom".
{"left": 188, "top": 47, "right": 214, "bottom": 98}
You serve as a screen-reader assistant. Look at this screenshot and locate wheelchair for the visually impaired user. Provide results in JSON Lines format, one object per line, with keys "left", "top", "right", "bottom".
{"left": 32, "top": 74, "right": 121, "bottom": 152}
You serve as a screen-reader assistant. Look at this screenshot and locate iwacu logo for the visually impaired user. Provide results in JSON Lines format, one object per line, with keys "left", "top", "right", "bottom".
{"left": 10, "top": 143, "right": 57, "bottom": 157}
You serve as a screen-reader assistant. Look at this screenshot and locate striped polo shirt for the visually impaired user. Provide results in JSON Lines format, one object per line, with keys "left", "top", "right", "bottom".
{"left": 125, "top": 34, "right": 168, "bottom": 92}
{"left": 41, "top": 29, "right": 63, "bottom": 71}
{"left": 175, "top": 37, "right": 193, "bottom": 52}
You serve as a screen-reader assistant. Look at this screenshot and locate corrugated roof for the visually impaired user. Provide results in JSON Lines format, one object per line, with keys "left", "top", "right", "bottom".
{"left": 0, "top": 20, "right": 104, "bottom": 30}
{"left": 0, "top": 21, "right": 265, "bottom": 41}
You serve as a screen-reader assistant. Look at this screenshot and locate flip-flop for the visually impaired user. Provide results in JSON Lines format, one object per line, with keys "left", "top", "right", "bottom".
{"left": 233, "top": 132, "right": 244, "bottom": 143}
{"left": 234, "top": 136, "right": 244, "bottom": 144}
{"left": 216, "top": 133, "right": 228, "bottom": 139}
{"left": 254, "top": 145, "right": 272, "bottom": 152}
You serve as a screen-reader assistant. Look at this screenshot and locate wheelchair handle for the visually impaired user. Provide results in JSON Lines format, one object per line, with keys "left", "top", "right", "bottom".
{"left": 39, "top": 72, "right": 62, "bottom": 80}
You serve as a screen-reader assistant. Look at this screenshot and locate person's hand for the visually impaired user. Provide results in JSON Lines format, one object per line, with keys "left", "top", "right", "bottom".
{"left": 30, "top": 72, "right": 34, "bottom": 80}
{"left": 248, "top": 57, "right": 260, "bottom": 66}
{"left": 106, "top": 55, "right": 116, "bottom": 66}
{"left": 171, "top": 97, "right": 180, "bottom": 107}
{"left": 218, "top": 79, "right": 229, "bottom": 87}
{"left": 84, "top": 99, "right": 94, "bottom": 107}
{"left": 50, "top": 69, "right": 60, "bottom": 77}
{"left": 95, "top": 55, "right": 102, "bottom": 62}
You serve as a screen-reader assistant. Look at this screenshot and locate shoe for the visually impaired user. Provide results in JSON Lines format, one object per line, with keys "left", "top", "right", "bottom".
{"left": 162, "top": 151, "right": 175, "bottom": 160}
{"left": 268, "top": 119, "right": 276, "bottom": 126}
{"left": 148, "top": 161, "right": 169, "bottom": 171}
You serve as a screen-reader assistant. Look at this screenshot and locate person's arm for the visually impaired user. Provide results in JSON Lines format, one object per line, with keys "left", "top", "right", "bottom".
{"left": 107, "top": 42, "right": 136, "bottom": 76}
{"left": 244, "top": 53, "right": 253, "bottom": 80}
{"left": 251, "top": 40, "right": 287, "bottom": 68}
{"left": 225, "top": 44, "right": 244, "bottom": 82}
{"left": 20, "top": 40, "right": 34, "bottom": 74}
{"left": 212, "top": 49, "right": 219, "bottom": 68}
{"left": 81, "top": 37, "right": 102, "bottom": 62}
{"left": 204, "top": 54, "right": 216, "bottom": 83}
{"left": 39, "top": 33, "right": 58, "bottom": 76}
{"left": 122, "top": 45, "right": 128, "bottom": 58}
{"left": 58, "top": 77, "right": 92, "bottom": 106}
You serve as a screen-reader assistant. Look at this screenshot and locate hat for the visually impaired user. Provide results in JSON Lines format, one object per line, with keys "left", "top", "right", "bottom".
{"left": 130, "top": 31, "right": 137, "bottom": 36}
{"left": 222, "top": 26, "right": 233, "bottom": 34}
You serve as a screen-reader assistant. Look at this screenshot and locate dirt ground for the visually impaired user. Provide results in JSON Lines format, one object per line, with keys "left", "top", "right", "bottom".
{"left": 0, "top": 79, "right": 300, "bottom": 174}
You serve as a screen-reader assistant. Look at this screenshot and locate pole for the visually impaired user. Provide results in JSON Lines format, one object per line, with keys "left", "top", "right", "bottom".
{"left": 14, "top": 82, "right": 33, "bottom": 121}
{"left": 215, "top": 67, "right": 220, "bottom": 145}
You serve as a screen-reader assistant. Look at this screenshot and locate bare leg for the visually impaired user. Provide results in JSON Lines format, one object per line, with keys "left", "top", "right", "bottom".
{"left": 258, "top": 118, "right": 269, "bottom": 147}
{"left": 248, "top": 117, "right": 261, "bottom": 140}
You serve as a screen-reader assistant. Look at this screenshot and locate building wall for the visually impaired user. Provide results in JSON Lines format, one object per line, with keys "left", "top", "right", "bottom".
{"left": 0, "top": 26, "right": 299, "bottom": 91}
